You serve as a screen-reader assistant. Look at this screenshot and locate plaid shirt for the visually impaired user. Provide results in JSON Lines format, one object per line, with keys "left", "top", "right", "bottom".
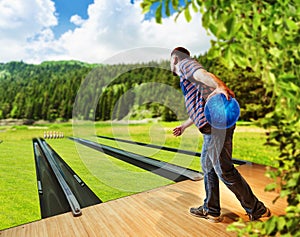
{"left": 178, "top": 58, "right": 215, "bottom": 129}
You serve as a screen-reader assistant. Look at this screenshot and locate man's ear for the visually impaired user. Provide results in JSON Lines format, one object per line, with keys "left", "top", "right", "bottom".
{"left": 174, "top": 56, "right": 179, "bottom": 65}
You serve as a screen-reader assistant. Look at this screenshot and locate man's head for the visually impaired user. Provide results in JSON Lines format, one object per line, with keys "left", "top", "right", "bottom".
{"left": 170, "top": 47, "right": 190, "bottom": 76}
{"left": 171, "top": 47, "right": 190, "bottom": 59}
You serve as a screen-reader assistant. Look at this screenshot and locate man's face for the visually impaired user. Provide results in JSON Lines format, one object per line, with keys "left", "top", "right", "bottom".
{"left": 170, "top": 54, "right": 178, "bottom": 76}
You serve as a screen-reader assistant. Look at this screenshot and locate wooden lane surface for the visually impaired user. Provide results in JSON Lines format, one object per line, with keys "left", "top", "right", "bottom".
{"left": 0, "top": 164, "right": 287, "bottom": 237}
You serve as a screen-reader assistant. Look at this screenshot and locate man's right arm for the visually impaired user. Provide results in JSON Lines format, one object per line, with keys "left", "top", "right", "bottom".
{"left": 173, "top": 118, "right": 194, "bottom": 137}
{"left": 193, "top": 69, "right": 235, "bottom": 100}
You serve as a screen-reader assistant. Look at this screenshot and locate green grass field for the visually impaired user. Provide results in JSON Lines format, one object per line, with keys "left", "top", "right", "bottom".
{"left": 0, "top": 121, "right": 279, "bottom": 230}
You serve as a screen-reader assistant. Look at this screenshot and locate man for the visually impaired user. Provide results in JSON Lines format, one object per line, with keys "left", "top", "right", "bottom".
{"left": 171, "top": 47, "right": 270, "bottom": 222}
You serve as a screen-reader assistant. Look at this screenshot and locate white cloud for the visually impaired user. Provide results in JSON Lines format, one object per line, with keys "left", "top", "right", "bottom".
{"left": 0, "top": 0, "right": 57, "bottom": 62}
{"left": 0, "top": 0, "right": 212, "bottom": 64}
{"left": 70, "top": 15, "right": 85, "bottom": 26}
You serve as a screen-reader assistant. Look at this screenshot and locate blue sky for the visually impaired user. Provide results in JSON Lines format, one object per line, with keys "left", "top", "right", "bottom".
{"left": 0, "top": 0, "right": 211, "bottom": 64}
{"left": 52, "top": 0, "right": 94, "bottom": 37}
{"left": 52, "top": 0, "right": 181, "bottom": 38}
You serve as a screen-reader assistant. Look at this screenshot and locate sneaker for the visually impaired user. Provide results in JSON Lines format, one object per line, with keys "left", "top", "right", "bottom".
{"left": 190, "top": 206, "right": 222, "bottom": 223}
{"left": 248, "top": 207, "right": 271, "bottom": 221}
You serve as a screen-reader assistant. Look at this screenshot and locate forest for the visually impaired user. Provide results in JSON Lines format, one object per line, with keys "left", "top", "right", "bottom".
{"left": 0, "top": 54, "right": 273, "bottom": 123}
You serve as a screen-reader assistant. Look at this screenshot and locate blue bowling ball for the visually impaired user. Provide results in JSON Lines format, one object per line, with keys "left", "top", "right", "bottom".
{"left": 204, "top": 93, "right": 240, "bottom": 129}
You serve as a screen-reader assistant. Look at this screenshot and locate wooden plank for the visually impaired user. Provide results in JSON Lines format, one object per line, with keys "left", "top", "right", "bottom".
{"left": 0, "top": 164, "right": 287, "bottom": 237}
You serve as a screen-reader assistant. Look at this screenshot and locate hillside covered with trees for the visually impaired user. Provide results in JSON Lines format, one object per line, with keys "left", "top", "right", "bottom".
{"left": 0, "top": 54, "right": 273, "bottom": 123}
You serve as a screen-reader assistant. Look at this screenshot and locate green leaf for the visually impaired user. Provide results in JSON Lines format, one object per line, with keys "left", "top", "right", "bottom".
{"left": 207, "top": 47, "right": 220, "bottom": 59}
{"left": 269, "top": 47, "right": 281, "bottom": 58}
{"left": 202, "top": 11, "right": 210, "bottom": 28}
{"left": 208, "top": 22, "right": 218, "bottom": 36}
{"left": 253, "top": 12, "right": 261, "bottom": 31}
{"left": 191, "top": 1, "right": 198, "bottom": 12}
{"left": 171, "top": 0, "right": 179, "bottom": 10}
{"left": 274, "top": 17, "right": 282, "bottom": 25}
{"left": 232, "top": 56, "right": 245, "bottom": 69}
{"left": 273, "top": 32, "right": 283, "bottom": 45}
{"left": 184, "top": 6, "right": 192, "bottom": 22}
{"left": 260, "top": 24, "right": 268, "bottom": 36}
{"left": 286, "top": 177, "right": 297, "bottom": 188}
{"left": 278, "top": 73, "right": 297, "bottom": 81}
{"left": 241, "top": 20, "right": 252, "bottom": 38}
{"left": 277, "top": 216, "right": 286, "bottom": 231}
{"left": 265, "top": 71, "right": 276, "bottom": 84}
{"left": 141, "top": 2, "right": 152, "bottom": 14}
{"left": 265, "top": 217, "right": 277, "bottom": 235}
{"left": 230, "top": 43, "right": 248, "bottom": 57}
{"left": 268, "top": 29, "right": 275, "bottom": 44}
{"left": 285, "top": 18, "right": 297, "bottom": 30}
{"left": 165, "top": 0, "right": 171, "bottom": 17}
{"left": 280, "top": 189, "right": 291, "bottom": 198}
{"left": 285, "top": 205, "right": 298, "bottom": 213}
{"left": 225, "top": 16, "right": 235, "bottom": 36}
{"left": 265, "top": 182, "right": 277, "bottom": 191}
{"left": 155, "top": 3, "right": 163, "bottom": 24}
{"left": 224, "top": 47, "right": 234, "bottom": 69}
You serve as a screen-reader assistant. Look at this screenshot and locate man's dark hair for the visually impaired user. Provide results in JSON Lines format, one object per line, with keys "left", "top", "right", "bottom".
{"left": 171, "top": 47, "right": 190, "bottom": 60}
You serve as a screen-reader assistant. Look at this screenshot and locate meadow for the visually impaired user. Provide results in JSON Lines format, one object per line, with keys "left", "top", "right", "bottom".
{"left": 0, "top": 121, "right": 279, "bottom": 230}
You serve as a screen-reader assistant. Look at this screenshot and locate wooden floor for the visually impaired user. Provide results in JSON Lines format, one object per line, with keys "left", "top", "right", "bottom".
{"left": 0, "top": 164, "right": 286, "bottom": 237}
